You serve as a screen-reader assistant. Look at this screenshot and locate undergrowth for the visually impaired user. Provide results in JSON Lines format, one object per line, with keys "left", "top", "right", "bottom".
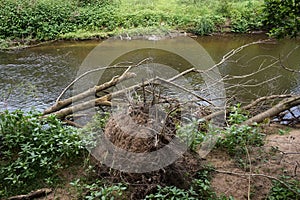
{"left": 216, "top": 104, "right": 265, "bottom": 159}
{"left": 145, "top": 166, "right": 233, "bottom": 200}
{"left": 1, "top": 105, "right": 297, "bottom": 199}
{"left": 0, "top": 110, "right": 85, "bottom": 198}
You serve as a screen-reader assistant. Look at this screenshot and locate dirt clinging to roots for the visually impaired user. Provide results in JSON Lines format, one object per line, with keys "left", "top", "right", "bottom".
{"left": 93, "top": 103, "right": 203, "bottom": 199}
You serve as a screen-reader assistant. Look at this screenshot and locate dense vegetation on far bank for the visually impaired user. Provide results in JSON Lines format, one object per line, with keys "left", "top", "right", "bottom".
{"left": 0, "top": 0, "right": 298, "bottom": 48}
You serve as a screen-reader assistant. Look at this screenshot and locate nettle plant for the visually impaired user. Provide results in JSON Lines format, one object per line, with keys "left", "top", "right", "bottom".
{"left": 217, "top": 104, "right": 265, "bottom": 156}
{"left": 0, "top": 110, "right": 84, "bottom": 197}
{"left": 145, "top": 167, "right": 233, "bottom": 200}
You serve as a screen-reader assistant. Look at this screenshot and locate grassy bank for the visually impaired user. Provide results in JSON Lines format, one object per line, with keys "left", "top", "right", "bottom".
{"left": 1, "top": 108, "right": 300, "bottom": 199}
{"left": 0, "top": 0, "right": 265, "bottom": 48}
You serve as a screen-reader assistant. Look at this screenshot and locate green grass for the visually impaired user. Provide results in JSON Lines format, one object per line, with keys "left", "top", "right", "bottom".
{"left": 0, "top": 0, "right": 265, "bottom": 47}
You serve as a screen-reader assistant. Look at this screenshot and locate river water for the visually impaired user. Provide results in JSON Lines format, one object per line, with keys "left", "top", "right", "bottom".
{"left": 0, "top": 35, "right": 299, "bottom": 112}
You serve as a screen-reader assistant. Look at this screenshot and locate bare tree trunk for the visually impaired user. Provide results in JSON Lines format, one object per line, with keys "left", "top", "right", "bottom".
{"left": 43, "top": 72, "right": 136, "bottom": 115}
{"left": 242, "top": 95, "right": 300, "bottom": 125}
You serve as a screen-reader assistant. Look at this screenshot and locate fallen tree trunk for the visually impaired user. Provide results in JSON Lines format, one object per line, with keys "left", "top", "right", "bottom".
{"left": 242, "top": 95, "right": 300, "bottom": 125}
{"left": 202, "top": 94, "right": 292, "bottom": 122}
{"left": 48, "top": 94, "right": 112, "bottom": 119}
{"left": 43, "top": 72, "right": 136, "bottom": 115}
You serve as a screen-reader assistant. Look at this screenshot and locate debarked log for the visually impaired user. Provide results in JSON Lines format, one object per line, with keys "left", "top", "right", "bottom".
{"left": 242, "top": 95, "right": 300, "bottom": 125}
{"left": 43, "top": 72, "right": 136, "bottom": 115}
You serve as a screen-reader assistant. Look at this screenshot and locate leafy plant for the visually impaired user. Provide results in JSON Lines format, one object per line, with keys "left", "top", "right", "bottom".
{"left": 145, "top": 185, "right": 199, "bottom": 200}
{"left": 70, "top": 179, "right": 127, "bottom": 199}
{"left": 145, "top": 167, "right": 233, "bottom": 200}
{"left": 263, "top": 0, "right": 300, "bottom": 38}
{"left": 267, "top": 176, "right": 300, "bottom": 200}
{"left": 227, "top": 104, "right": 249, "bottom": 125}
{"left": 176, "top": 119, "right": 210, "bottom": 151}
{"left": 0, "top": 110, "right": 84, "bottom": 198}
{"left": 217, "top": 105, "right": 265, "bottom": 156}
{"left": 192, "top": 17, "right": 215, "bottom": 36}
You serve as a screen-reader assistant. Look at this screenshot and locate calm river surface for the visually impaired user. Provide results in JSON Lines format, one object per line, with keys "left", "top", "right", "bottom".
{"left": 0, "top": 35, "right": 299, "bottom": 112}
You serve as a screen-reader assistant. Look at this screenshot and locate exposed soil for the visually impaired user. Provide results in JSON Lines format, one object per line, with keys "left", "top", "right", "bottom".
{"left": 92, "top": 103, "right": 203, "bottom": 199}
{"left": 36, "top": 121, "right": 300, "bottom": 200}
{"left": 207, "top": 124, "right": 300, "bottom": 200}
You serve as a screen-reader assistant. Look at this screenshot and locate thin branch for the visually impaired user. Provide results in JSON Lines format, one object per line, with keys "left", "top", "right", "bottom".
{"left": 170, "top": 40, "right": 274, "bottom": 82}
{"left": 156, "top": 77, "right": 214, "bottom": 105}
{"left": 56, "top": 65, "right": 128, "bottom": 103}
{"left": 243, "top": 94, "right": 292, "bottom": 110}
{"left": 8, "top": 188, "right": 52, "bottom": 200}
{"left": 56, "top": 58, "right": 151, "bottom": 103}
{"left": 279, "top": 60, "right": 300, "bottom": 73}
{"left": 245, "top": 145, "right": 252, "bottom": 200}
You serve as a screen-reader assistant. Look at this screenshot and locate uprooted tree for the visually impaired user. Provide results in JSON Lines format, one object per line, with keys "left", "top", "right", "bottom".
{"left": 42, "top": 39, "right": 300, "bottom": 164}
{"left": 41, "top": 39, "right": 300, "bottom": 198}
{"left": 43, "top": 40, "right": 300, "bottom": 128}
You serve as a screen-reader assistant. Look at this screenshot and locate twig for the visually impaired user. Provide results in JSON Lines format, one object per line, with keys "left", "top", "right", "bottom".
{"left": 243, "top": 94, "right": 292, "bottom": 110}
{"left": 8, "top": 188, "right": 52, "bottom": 200}
{"left": 294, "top": 161, "right": 299, "bottom": 177}
{"left": 156, "top": 77, "right": 214, "bottom": 106}
{"left": 214, "top": 170, "right": 299, "bottom": 196}
{"left": 63, "top": 119, "right": 83, "bottom": 128}
{"left": 279, "top": 45, "right": 300, "bottom": 73}
{"left": 169, "top": 40, "right": 273, "bottom": 82}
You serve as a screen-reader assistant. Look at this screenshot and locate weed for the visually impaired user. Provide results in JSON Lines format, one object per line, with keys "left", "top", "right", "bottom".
{"left": 267, "top": 176, "right": 300, "bottom": 200}
{"left": 70, "top": 179, "right": 127, "bottom": 199}
{"left": 278, "top": 128, "right": 290, "bottom": 136}
{"left": 217, "top": 105, "right": 265, "bottom": 158}
{"left": 145, "top": 166, "right": 233, "bottom": 199}
{"left": 0, "top": 110, "right": 85, "bottom": 198}
{"left": 176, "top": 119, "right": 212, "bottom": 151}
{"left": 192, "top": 17, "right": 215, "bottom": 36}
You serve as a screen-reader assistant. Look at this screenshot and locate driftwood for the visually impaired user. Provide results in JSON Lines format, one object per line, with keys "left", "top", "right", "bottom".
{"left": 203, "top": 94, "right": 293, "bottom": 121}
{"left": 43, "top": 72, "right": 136, "bottom": 115}
{"left": 8, "top": 188, "right": 52, "bottom": 200}
{"left": 242, "top": 95, "right": 300, "bottom": 125}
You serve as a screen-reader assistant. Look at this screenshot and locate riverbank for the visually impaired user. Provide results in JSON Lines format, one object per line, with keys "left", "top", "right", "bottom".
{"left": 0, "top": 0, "right": 265, "bottom": 49}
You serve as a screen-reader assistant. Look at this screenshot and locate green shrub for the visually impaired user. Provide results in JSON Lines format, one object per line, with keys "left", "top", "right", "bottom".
{"left": 0, "top": 0, "right": 117, "bottom": 40}
{"left": 229, "top": 1, "right": 264, "bottom": 33}
{"left": 192, "top": 17, "right": 215, "bottom": 35}
{"left": 263, "top": 0, "right": 300, "bottom": 38}
{"left": 0, "top": 110, "right": 84, "bottom": 197}
{"left": 0, "top": 0, "right": 78, "bottom": 40}
{"left": 218, "top": 124, "right": 265, "bottom": 156}
{"left": 217, "top": 104, "right": 265, "bottom": 156}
